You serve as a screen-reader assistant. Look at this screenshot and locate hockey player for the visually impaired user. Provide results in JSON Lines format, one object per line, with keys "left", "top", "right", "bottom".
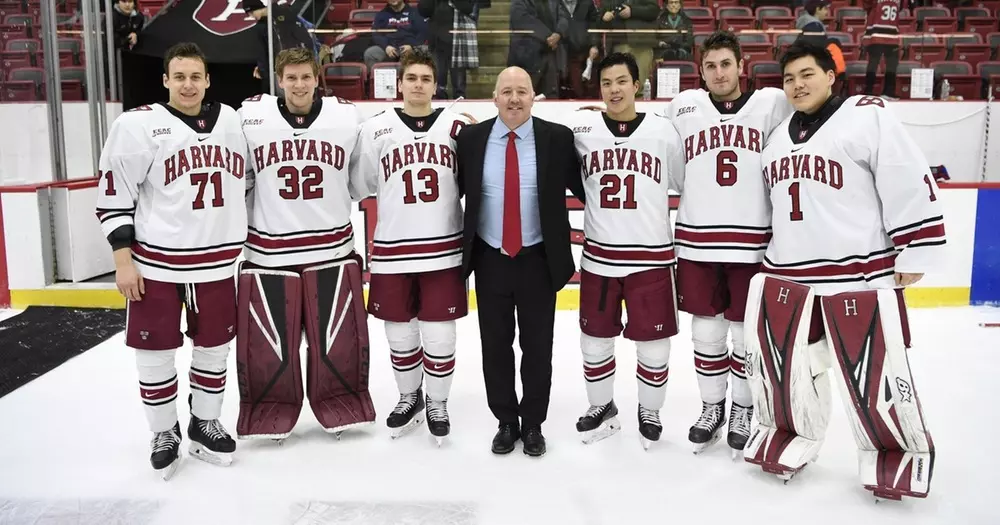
{"left": 661, "top": 30, "right": 793, "bottom": 456}
{"left": 570, "top": 52, "right": 685, "bottom": 450}
{"left": 236, "top": 47, "right": 375, "bottom": 441}
{"left": 354, "top": 49, "right": 470, "bottom": 445}
{"left": 95, "top": 42, "right": 246, "bottom": 479}
{"left": 745, "top": 41, "right": 943, "bottom": 500}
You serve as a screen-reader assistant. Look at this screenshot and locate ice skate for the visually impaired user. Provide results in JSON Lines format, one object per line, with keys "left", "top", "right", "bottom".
{"left": 150, "top": 422, "right": 182, "bottom": 481}
{"left": 637, "top": 405, "right": 662, "bottom": 450}
{"left": 689, "top": 400, "right": 725, "bottom": 454}
{"left": 386, "top": 388, "right": 425, "bottom": 439}
{"left": 425, "top": 396, "right": 450, "bottom": 447}
{"left": 727, "top": 402, "right": 753, "bottom": 460}
{"left": 576, "top": 400, "right": 621, "bottom": 444}
{"left": 188, "top": 415, "right": 236, "bottom": 467}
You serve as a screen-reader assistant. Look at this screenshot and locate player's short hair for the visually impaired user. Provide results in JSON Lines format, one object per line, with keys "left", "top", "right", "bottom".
{"left": 700, "top": 30, "right": 742, "bottom": 65}
{"left": 597, "top": 52, "right": 639, "bottom": 84}
{"left": 780, "top": 41, "right": 836, "bottom": 74}
{"left": 163, "top": 42, "right": 207, "bottom": 75}
{"left": 275, "top": 47, "right": 320, "bottom": 78}
{"left": 399, "top": 47, "right": 437, "bottom": 81}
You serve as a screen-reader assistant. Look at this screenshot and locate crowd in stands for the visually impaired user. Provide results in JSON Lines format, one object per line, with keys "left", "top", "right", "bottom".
{"left": 2, "top": 0, "right": 1000, "bottom": 102}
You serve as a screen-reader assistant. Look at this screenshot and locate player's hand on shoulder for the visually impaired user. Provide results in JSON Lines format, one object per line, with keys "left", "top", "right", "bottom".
{"left": 894, "top": 272, "right": 923, "bottom": 287}
{"left": 460, "top": 112, "right": 478, "bottom": 124}
{"left": 577, "top": 104, "right": 604, "bottom": 112}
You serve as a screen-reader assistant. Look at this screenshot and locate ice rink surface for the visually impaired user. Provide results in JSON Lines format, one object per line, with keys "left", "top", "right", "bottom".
{"left": 0, "top": 306, "right": 997, "bottom": 525}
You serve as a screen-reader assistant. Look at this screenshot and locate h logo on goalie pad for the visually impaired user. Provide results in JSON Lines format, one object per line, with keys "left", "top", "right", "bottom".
{"left": 742, "top": 274, "right": 831, "bottom": 477}
{"left": 820, "top": 289, "right": 934, "bottom": 499}
{"left": 235, "top": 267, "right": 305, "bottom": 440}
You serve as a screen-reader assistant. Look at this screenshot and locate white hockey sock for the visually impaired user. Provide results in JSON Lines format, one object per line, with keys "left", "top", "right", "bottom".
{"left": 692, "top": 314, "right": 731, "bottom": 404}
{"left": 420, "top": 320, "right": 457, "bottom": 402}
{"left": 189, "top": 343, "right": 229, "bottom": 421}
{"left": 581, "top": 333, "right": 615, "bottom": 407}
{"left": 728, "top": 322, "right": 752, "bottom": 407}
{"left": 385, "top": 319, "right": 422, "bottom": 395}
{"left": 636, "top": 337, "right": 671, "bottom": 410}
{"left": 135, "top": 348, "right": 179, "bottom": 433}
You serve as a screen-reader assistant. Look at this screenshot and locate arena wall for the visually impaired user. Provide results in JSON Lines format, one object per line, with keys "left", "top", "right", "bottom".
{"left": 0, "top": 100, "right": 997, "bottom": 309}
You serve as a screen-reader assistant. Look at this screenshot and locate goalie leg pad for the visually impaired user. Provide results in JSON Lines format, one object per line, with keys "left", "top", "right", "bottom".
{"left": 742, "top": 273, "right": 832, "bottom": 477}
{"left": 821, "top": 289, "right": 934, "bottom": 499}
{"left": 235, "top": 266, "right": 304, "bottom": 440}
{"left": 302, "top": 257, "right": 376, "bottom": 433}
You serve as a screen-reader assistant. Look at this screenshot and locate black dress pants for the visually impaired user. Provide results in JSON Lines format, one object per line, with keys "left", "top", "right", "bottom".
{"left": 473, "top": 237, "right": 557, "bottom": 427}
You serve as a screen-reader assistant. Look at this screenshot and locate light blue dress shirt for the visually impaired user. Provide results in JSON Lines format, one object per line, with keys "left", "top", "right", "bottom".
{"left": 478, "top": 117, "right": 542, "bottom": 249}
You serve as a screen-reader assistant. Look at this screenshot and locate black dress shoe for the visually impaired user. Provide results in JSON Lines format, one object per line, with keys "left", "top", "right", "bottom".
{"left": 491, "top": 422, "right": 520, "bottom": 455}
{"left": 522, "top": 424, "right": 546, "bottom": 457}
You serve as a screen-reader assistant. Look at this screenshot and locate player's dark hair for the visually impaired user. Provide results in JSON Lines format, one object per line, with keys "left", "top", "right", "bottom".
{"left": 779, "top": 41, "right": 836, "bottom": 74}
{"left": 276, "top": 47, "right": 320, "bottom": 78}
{"left": 597, "top": 52, "right": 639, "bottom": 84}
{"left": 399, "top": 47, "right": 437, "bottom": 81}
{"left": 163, "top": 42, "right": 208, "bottom": 75}
{"left": 700, "top": 30, "right": 742, "bottom": 65}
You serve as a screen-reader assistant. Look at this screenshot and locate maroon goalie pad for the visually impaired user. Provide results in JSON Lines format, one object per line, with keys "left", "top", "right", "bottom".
{"left": 821, "top": 289, "right": 934, "bottom": 499}
{"left": 301, "top": 258, "right": 376, "bottom": 433}
{"left": 236, "top": 267, "right": 304, "bottom": 439}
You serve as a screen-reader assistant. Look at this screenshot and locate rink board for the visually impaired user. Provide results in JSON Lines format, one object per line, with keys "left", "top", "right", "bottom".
{"left": 0, "top": 181, "right": 995, "bottom": 310}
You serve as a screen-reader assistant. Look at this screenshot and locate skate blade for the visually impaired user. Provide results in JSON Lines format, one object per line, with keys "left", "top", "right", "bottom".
{"left": 640, "top": 436, "right": 653, "bottom": 451}
{"left": 730, "top": 447, "right": 744, "bottom": 461}
{"left": 433, "top": 435, "right": 446, "bottom": 447}
{"left": 389, "top": 413, "right": 426, "bottom": 440}
{"left": 580, "top": 417, "right": 621, "bottom": 445}
{"left": 157, "top": 457, "right": 180, "bottom": 481}
{"left": 189, "top": 442, "right": 233, "bottom": 467}
{"left": 326, "top": 421, "right": 375, "bottom": 439}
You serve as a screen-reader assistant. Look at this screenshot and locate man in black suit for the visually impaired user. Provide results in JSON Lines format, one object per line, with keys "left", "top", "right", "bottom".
{"left": 456, "top": 66, "right": 585, "bottom": 457}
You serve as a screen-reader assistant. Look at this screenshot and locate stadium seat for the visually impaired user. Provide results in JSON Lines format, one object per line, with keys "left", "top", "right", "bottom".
{"left": 760, "top": 16, "right": 794, "bottom": 30}
{"left": 719, "top": 16, "right": 755, "bottom": 32}
{"left": 908, "top": 44, "right": 947, "bottom": 66}
{"left": 325, "top": 0, "right": 355, "bottom": 26}
{"left": 717, "top": 6, "right": 752, "bottom": 18}
{"left": 965, "top": 17, "right": 999, "bottom": 35}
{"left": 348, "top": 9, "right": 378, "bottom": 29}
{"left": 1, "top": 79, "right": 36, "bottom": 100}
{"left": 977, "top": 61, "right": 1000, "bottom": 98}
{"left": 952, "top": 44, "right": 992, "bottom": 69}
{"left": 5, "top": 37, "right": 37, "bottom": 53}
{"left": 0, "top": 50, "right": 29, "bottom": 71}
{"left": 685, "top": 6, "right": 714, "bottom": 29}
{"left": 755, "top": 6, "right": 791, "bottom": 21}
{"left": 838, "top": 17, "right": 867, "bottom": 38}
{"left": 956, "top": 6, "right": 990, "bottom": 28}
{"left": 845, "top": 60, "right": 878, "bottom": 96}
{"left": 323, "top": 62, "right": 366, "bottom": 100}
{"left": 741, "top": 42, "right": 774, "bottom": 63}
{"left": 931, "top": 60, "right": 981, "bottom": 99}
{"left": 922, "top": 16, "right": 959, "bottom": 34}
{"left": 0, "top": 25, "right": 29, "bottom": 48}
{"left": 750, "top": 61, "right": 781, "bottom": 89}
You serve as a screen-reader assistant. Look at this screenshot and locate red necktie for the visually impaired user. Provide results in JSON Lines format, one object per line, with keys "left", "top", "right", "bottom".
{"left": 502, "top": 131, "right": 521, "bottom": 258}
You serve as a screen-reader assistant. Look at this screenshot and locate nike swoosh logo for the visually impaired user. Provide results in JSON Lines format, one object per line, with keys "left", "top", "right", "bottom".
{"left": 791, "top": 147, "right": 804, "bottom": 152}
{"left": 720, "top": 117, "right": 734, "bottom": 122}
{"left": 198, "top": 136, "right": 209, "bottom": 142}
{"left": 143, "top": 392, "right": 157, "bottom": 398}
{"left": 652, "top": 374, "right": 666, "bottom": 381}
{"left": 615, "top": 140, "right": 627, "bottom": 145}
{"left": 414, "top": 135, "right": 427, "bottom": 140}
{"left": 294, "top": 131, "right": 307, "bottom": 136}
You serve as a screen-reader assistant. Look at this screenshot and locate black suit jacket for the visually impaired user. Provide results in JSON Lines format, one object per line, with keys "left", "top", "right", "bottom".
{"left": 456, "top": 116, "right": 585, "bottom": 292}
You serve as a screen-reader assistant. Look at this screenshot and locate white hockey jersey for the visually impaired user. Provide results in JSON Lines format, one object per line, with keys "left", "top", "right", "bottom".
{"left": 759, "top": 95, "right": 947, "bottom": 296}
{"left": 664, "top": 87, "right": 793, "bottom": 263}
{"left": 355, "top": 107, "right": 469, "bottom": 274}
{"left": 239, "top": 94, "right": 368, "bottom": 267}
{"left": 571, "top": 111, "right": 685, "bottom": 278}
{"left": 95, "top": 102, "right": 248, "bottom": 284}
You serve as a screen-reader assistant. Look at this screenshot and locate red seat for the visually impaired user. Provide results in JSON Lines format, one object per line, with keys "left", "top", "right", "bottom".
{"left": 965, "top": 17, "right": 999, "bottom": 35}
{"left": 60, "top": 79, "right": 84, "bottom": 100}
{"left": 952, "top": 44, "right": 992, "bottom": 69}
{"left": 985, "top": 73, "right": 1000, "bottom": 99}
{"left": 719, "top": 16, "right": 755, "bottom": 32}
{"left": 348, "top": 8, "right": 378, "bottom": 29}
{"left": 324, "top": 1, "right": 355, "bottom": 25}
{"left": 717, "top": 6, "right": 752, "bottom": 18}
{"left": 741, "top": 42, "right": 774, "bottom": 63}
{"left": 750, "top": 60, "right": 782, "bottom": 89}
{"left": 705, "top": 0, "right": 740, "bottom": 10}
{"left": 922, "top": 16, "right": 959, "bottom": 34}
{"left": 0, "top": 50, "right": 29, "bottom": 71}
{"left": 760, "top": 16, "right": 794, "bottom": 30}
{"left": 1, "top": 79, "right": 35, "bottom": 100}
{"left": 931, "top": 60, "right": 982, "bottom": 99}
{"left": 323, "top": 62, "right": 366, "bottom": 100}
{"left": 838, "top": 17, "right": 867, "bottom": 38}
{"left": 908, "top": 44, "right": 947, "bottom": 65}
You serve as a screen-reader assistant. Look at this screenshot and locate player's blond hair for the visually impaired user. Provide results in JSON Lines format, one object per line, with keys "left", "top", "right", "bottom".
{"left": 275, "top": 48, "right": 320, "bottom": 78}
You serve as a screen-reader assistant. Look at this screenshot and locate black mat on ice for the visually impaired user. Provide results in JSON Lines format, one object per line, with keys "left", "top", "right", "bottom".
{"left": 0, "top": 307, "right": 125, "bottom": 399}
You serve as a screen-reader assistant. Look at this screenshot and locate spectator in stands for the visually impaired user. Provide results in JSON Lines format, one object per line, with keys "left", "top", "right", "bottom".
{"left": 113, "top": 0, "right": 144, "bottom": 51}
{"left": 363, "top": 0, "right": 430, "bottom": 72}
{"left": 509, "top": 0, "right": 569, "bottom": 98}
{"left": 862, "top": 0, "right": 902, "bottom": 99}
{"left": 795, "top": 0, "right": 829, "bottom": 46}
{"left": 596, "top": 0, "right": 659, "bottom": 89}
{"left": 655, "top": 0, "right": 693, "bottom": 61}
{"left": 243, "top": 0, "right": 317, "bottom": 94}
{"left": 419, "top": 0, "right": 480, "bottom": 99}
{"left": 560, "top": 0, "right": 600, "bottom": 99}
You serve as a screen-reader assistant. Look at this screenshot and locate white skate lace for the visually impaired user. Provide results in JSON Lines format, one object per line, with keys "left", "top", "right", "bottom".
{"left": 151, "top": 428, "right": 180, "bottom": 453}
{"left": 730, "top": 404, "right": 752, "bottom": 436}
{"left": 199, "top": 419, "right": 231, "bottom": 441}
{"left": 426, "top": 398, "right": 448, "bottom": 422}
{"left": 392, "top": 392, "right": 419, "bottom": 414}
{"left": 638, "top": 406, "right": 661, "bottom": 427}
{"left": 694, "top": 402, "right": 723, "bottom": 430}
{"left": 584, "top": 403, "right": 608, "bottom": 419}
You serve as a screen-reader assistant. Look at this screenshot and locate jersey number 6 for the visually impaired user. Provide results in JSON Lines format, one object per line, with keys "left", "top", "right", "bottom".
{"left": 716, "top": 151, "right": 738, "bottom": 186}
